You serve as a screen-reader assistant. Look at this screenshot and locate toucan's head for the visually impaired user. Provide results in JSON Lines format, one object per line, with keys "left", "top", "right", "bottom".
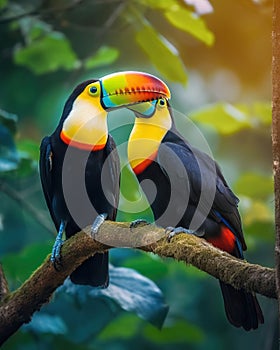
{"left": 59, "top": 71, "right": 170, "bottom": 151}
{"left": 127, "top": 98, "right": 174, "bottom": 174}
{"left": 128, "top": 97, "right": 173, "bottom": 129}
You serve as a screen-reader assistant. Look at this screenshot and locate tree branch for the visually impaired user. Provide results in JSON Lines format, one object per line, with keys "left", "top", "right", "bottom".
{"left": 0, "top": 221, "right": 276, "bottom": 345}
{"left": 0, "top": 264, "right": 9, "bottom": 302}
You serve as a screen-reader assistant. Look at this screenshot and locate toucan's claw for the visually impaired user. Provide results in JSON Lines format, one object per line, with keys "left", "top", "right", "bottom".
{"left": 51, "top": 244, "right": 63, "bottom": 270}
{"left": 129, "top": 219, "right": 150, "bottom": 232}
{"left": 91, "top": 213, "right": 108, "bottom": 238}
{"left": 51, "top": 220, "right": 66, "bottom": 270}
{"left": 165, "top": 226, "right": 197, "bottom": 242}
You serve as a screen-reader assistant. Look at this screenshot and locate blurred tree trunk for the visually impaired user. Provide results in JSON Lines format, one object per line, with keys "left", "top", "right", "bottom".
{"left": 272, "top": 0, "right": 280, "bottom": 316}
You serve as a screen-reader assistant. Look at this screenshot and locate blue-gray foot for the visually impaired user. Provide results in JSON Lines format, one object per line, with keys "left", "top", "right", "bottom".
{"left": 129, "top": 219, "right": 150, "bottom": 231}
{"left": 51, "top": 220, "right": 66, "bottom": 269}
{"left": 91, "top": 213, "right": 108, "bottom": 238}
{"left": 165, "top": 226, "right": 204, "bottom": 242}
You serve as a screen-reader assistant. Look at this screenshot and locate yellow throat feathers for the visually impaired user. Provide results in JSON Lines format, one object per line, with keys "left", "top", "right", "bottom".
{"left": 60, "top": 91, "right": 108, "bottom": 151}
{"left": 128, "top": 103, "right": 172, "bottom": 174}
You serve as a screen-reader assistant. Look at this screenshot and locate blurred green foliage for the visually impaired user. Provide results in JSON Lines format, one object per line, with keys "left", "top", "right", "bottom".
{"left": 0, "top": 0, "right": 277, "bottom": 349}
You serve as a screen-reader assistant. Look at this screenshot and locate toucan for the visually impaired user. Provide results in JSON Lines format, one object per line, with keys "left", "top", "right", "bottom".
{"left": 39, "top": 71, "right": 170, "bottom": 287}
{"left": 127, "top": 98, "right": 264, "bottom": 330}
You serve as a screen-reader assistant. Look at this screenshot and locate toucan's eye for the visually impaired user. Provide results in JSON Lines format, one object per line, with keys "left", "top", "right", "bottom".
{"left": 158, "top": 98, "right": 166, "bottom": 107}
{"left": 88, "top": 85, "right": 99, "bottom": 96}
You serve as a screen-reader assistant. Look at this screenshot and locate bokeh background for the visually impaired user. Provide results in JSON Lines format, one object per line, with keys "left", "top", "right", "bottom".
{"left": 0, "top": 0, "right": 277, "bottom": 349}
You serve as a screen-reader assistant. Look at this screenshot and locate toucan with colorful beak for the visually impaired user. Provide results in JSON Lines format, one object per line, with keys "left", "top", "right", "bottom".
{"left": 39, "top": 71, "right": 170, "bottom": 287}
{"left": 127, "top": 98, "right": 264, "bottom": 330}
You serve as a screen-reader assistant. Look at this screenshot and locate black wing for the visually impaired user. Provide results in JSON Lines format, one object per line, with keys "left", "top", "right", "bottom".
{"left": 102, "top": 134, "right": 120, "bottom": 221}
{"left": 39, "top": 136, "right": 57, "bottom": 228}
{"left": 157, "top": 141, "right": 245, "bottom": 248}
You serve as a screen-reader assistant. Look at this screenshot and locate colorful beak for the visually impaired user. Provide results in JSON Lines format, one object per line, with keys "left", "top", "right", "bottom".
{"left": 99, "top": 71, "right": 171, "bottom": 110}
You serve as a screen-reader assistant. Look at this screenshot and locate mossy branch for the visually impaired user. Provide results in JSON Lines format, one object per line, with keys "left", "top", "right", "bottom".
{"left": 0, "top": 221, "right": 276, "bottom": 345}
{"left": 0, "top": 264, "right": 9, "bottom": 302}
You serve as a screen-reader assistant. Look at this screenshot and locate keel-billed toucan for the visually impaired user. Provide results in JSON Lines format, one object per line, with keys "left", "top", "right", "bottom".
{"left": 127, "top": 98, "right": 264, "bottom": 330}
{"left": 39, "top": 71, "right": 170, "bottom": 287}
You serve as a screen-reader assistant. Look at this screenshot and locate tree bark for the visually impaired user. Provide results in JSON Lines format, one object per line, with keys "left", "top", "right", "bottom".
{"left": 0, "top": 221, "right": 276, "bottom": 346}
{"left": 0, "top": 264, "right": 9, "bottom": 302}
{"left": 272, "top": 0, "right": 280, "bottom": 313}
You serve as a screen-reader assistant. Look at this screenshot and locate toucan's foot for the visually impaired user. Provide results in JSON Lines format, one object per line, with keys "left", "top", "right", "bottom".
{"left": 165, "top": 226, "right": 197, "bottom": 242}
{"left": 91, "top": 213, "right": 108, "bottom": 238}
{"left": 129, "top": 219, "right": 150, "bottom": 231}
{"left": 50, "top": 220, "right": 66, "bottom": 270}
{"left": 50, "top": 241, "right": 63, "bottom": 269}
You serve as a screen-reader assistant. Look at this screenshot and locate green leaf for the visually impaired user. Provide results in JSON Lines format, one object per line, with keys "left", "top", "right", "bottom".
{"left": 234, "top": 173, "right": 273, "bottom": 200}
{"left": 236, "top": 102, "right": 272, "bottom": 126}
{"left": 137, "top": 0, "right": 177, "bottom": 9}
{"left": 136, "top": 23, "right": 187, "bottom": 84}
{"left": 104, "top": 265, "right": 169, "bottom": 328}
{"left": 17, "top": 139, "right": 40, "bottom": 162}
{"left": 164, "top": 7, "right": 214, "bottom": 46}
{"left": 85, "top": 46, "right": 119, "bottom": 69}
{"left": 35, "top": 264, "right": 168, "bottom": 343}
{"left": 144, "top": 320, "right": 204, "bottom": 344}
{"left": 60, "top": 265, "right": 169, "bottom": 328}
{"left": 0, "top": 108, "right": 18, "bottom": 135}
{"left": 252, "top": 102, "right": 272, "bottom": 125}
{"left": 190, "top": 103, "right": 252, "bottom": 135}
{"left": 0, "top": 0, "right": 7, "bottom": 10}
{"left": 14, "top": 32, "right": 79, "bottom": 74}
{"left": 0, "top": 126, "right": 18, "bottom": 172}
{"left": 239, "top": 197, "right": 274, "bottom": 227}
{"left": 117, "top": 164, "right": 154, "bottom": 222}
{"left": 33, "top": 287, "right": 121, "bottom": 343}
{"left": 0, "top": 109, "right": 20, "bottom": 172}
{"left": 98, "top": 313, "right": 142, "bottom": 340}
{"left": 28, "top": 20, "right": 53, "bottom": 41}
{"left": 119, "top": 164, "right": 142, "bottom": 202}
{"left": 190, "top": 102, "right": 271, "bottom": 135}
{"left": 23, "top": 313, "right": 67, "bottom": 335}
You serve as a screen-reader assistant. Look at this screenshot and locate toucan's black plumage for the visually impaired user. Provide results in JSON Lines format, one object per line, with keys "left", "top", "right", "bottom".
{"left": 128, "top": 99, "right": 264, "bottom": 330}
{"left": 40, "top": 80, "right": 119, "bottom": 286}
